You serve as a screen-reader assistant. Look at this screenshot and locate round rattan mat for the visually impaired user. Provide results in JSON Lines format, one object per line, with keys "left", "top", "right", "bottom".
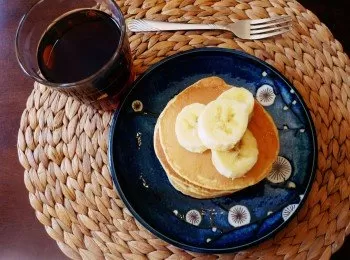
{"left": 17, "top": 0, "right": 350, "bottom": 259}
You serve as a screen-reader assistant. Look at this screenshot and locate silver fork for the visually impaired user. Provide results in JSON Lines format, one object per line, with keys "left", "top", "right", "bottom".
{"left": 127, "top": 16, "right": 292, "bottom": 40}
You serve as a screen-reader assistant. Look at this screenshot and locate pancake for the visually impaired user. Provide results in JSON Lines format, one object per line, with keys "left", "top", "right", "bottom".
{"left": 168, "top": 177, "right": 229, "bottom": 199}
{"left": 158, "top": 76, "right": 279, "bottom": 191}
{"left": 153, "top": 122, "right": 236, "bottom": 198}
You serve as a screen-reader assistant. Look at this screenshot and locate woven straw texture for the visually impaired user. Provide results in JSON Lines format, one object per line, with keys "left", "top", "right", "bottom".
{"left": 17, "top": 0, "right": 350, "bottom": 259}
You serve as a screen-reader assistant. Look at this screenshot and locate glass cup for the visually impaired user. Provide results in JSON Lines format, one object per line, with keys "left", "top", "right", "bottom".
{"left": 15, "top": 0, "right": 134, "bottom": 110}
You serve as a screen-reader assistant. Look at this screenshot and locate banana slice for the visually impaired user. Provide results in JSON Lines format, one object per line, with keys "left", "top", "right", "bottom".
{"left": 212, "top": 130, "right": 259, "bottom": 179}
{"left": 218, "top": 86, "right": 255, "bottom": 115}
{"left": 175, "top": 103, "right": 208, "bottom": 153}
{"left": 198, "top": 99, "right": 250, "bottom": 151}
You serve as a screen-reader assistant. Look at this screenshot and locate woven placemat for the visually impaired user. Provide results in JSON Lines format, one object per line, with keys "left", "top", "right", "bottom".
{"left": 17, "top": 0, "right": 350, "bottom": 259}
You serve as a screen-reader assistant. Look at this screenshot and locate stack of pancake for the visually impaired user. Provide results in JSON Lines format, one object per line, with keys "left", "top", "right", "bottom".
{"left": 154, "top": 77, "right": 279, "bottom": 199}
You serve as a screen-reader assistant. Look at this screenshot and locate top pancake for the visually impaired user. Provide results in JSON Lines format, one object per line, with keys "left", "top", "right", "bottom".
{"left": 158, "top": 76, "right": 279, "bottom": 191}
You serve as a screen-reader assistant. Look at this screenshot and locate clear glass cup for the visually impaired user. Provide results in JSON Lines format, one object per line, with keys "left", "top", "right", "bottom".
{"left": 15, "top": 0, "right": 134, "bottom": 110}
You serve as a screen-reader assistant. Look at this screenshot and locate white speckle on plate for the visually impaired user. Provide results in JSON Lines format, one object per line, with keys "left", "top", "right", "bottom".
{"left": 139, "top": 174, "right": 149, "bottom": 188}
{"left": 262, "top": 71, "right": 267, "bottom": 77}
{"left": 267, "top": 211, "right": 273, "bottom": 216}
{"left": 283, "top": 125, "right": 289, "bottom": 130}
{"left": 292, "top": 100, "right": 297, "bottom": 105}
{"left": 287, "top": 181, "right": 296, "bottom": 188}
{"left": 206, "top": 238, "right": 211, "bottom": 243}
{"left": 300, "top": 129, "right": 305, "bottom": 133}
{"left": 136, "top": 132, "right": 142, "bottom": 149}
{"left": 173, "top": 210, "right": 178, "bottom": 215}
{"left": 283, "top": 106, "right": 289, "bottom": 110}
{"left": 299, "top": 194, "right": 304, "bottom": 200}
{"left": 212, "top": 227, "right": 217, "bottom": 232}
{"left": 290, "top": 89, "right": 295, "bottom": 94}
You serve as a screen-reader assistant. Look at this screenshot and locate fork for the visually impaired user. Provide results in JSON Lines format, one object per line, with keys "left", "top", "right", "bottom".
{"left": 127, "top": 16, "right": 292, "bottom": 40}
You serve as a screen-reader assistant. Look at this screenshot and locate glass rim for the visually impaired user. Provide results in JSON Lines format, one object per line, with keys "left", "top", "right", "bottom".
{"left": 15, "top": 0, "right": 126, "bottom": 89}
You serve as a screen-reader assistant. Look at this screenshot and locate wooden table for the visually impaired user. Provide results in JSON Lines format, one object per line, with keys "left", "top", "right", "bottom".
{"left": 0, "top": 0, "right": 348, "bottom": 259}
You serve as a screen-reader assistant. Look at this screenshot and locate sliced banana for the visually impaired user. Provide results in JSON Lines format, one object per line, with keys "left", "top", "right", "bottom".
{"left": 175, "top": 103, "right": 208, "bottom": 153}
{"left": 197, "top": 99, "right": 250, "bottom": 151}
{"left": 217, "top": 86, "right": 255, "bottom": 116}
{"left": 212, "top": 130, "right": 259, "bottom": 179}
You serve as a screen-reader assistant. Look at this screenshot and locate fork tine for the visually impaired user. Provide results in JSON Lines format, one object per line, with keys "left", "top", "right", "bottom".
{"left": 251, "top": 24, "right": 291, "bottom": 34}
{"left": 250, "top": 15, "right": 290, "bottom": 25}
{"left": 251, "top": 17, "right": 292, "bottom": 29}
{"left": 249, "top": 28, "right": 291, "bottom": 40}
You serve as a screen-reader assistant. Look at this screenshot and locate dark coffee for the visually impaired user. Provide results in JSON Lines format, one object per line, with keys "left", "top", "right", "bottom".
{"left": 37, "top": 9, "right": 133, "bottom": 109}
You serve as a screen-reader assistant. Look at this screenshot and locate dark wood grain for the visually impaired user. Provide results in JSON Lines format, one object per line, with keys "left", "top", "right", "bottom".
{"left": 0, "top": 0, "right": 348, "bottom": 259}
{"left": 0, "top": 0, "right": 66, "bottom": 258}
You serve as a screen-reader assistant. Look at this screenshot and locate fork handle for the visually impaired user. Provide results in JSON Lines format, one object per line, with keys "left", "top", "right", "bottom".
{"left": 127, "top": 19, "right": 226, "bottom": 32}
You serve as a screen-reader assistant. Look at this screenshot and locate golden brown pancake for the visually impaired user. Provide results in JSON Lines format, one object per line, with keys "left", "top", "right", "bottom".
{"left": 158, "top": 76, "right": 280, "bottom": 191}
{"left": 168, "top": 177, "right": 228, "bottom": 199}
{"left": 153, "top": 122, "right": 236, "bottom": 198}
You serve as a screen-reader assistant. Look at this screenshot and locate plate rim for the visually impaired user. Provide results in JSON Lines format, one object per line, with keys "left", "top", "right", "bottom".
{"left": 108, "top": 47, "right": 318, "bottom": 253}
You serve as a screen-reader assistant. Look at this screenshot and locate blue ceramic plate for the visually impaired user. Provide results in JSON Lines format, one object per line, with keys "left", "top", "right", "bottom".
{"left": 109, "top": 48, "right": 317, "bottom": 253}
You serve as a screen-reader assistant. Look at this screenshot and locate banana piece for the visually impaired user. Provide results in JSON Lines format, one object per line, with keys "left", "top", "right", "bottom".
{"left": 175, "top": 103, "right": 208, "bottom": 153}
{"left": 198, "top": 99, "right": 250, "bottom": 151}
{"left": 212, "top": 130, "right": 259, "bottom": 179}
{"left": 218, "top": 86, "right": 255, "bottom": 116}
